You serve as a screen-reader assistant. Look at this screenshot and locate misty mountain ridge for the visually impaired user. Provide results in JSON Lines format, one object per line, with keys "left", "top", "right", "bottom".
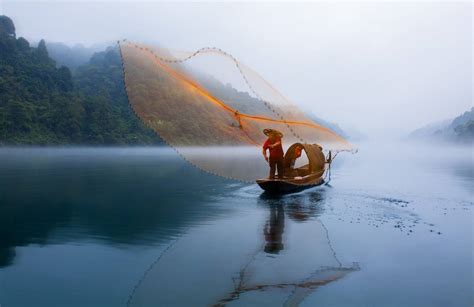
{"left": 44, "top": 42, "right": 105, "bottom": 71}
{"left": 305, "top": 112, "right": 367, "bottom": 141}
{"left": 25, "top": 40, "right": 111, "bottom": 71}
{"left": 181, "top": 63, "right": 358, "bottom": 141}
{"left": 409, "top": 107, "right": 473, "bottom": 143}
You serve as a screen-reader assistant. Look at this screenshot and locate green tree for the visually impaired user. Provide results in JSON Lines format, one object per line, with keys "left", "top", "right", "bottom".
{"left": 0, "top": 16, "right": 15, "bottom": 38}
{"left": 0, "top": 16, "right": 161, "bottom": 145}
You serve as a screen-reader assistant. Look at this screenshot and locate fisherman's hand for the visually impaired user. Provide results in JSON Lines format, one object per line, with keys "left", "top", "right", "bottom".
{"left": 264, "top": 156, "right": 269, "bottom": 162}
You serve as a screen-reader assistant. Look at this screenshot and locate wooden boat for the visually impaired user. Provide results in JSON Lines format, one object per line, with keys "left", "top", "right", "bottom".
{"left": 256, "top": 143, "right": 327, "bottom": 194}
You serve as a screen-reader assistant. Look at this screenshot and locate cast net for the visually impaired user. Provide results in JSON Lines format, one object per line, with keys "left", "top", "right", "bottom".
{"left": 119, "top": 40, "right": 354, "bottom": 182}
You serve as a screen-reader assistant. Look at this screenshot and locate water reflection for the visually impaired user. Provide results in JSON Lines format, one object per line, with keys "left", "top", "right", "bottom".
{"left": 259, "top": 191, "right": 326, "bottom": 255}
{"left": 1, "top": 148, "right": 357, "bottom": 307}
{"left": 263, "top": 204, "right": 284, "bottom": 254}
{"left": 260, "top": 190, "right": 326, "bottom": 219}
{"left": 0, "top": 148, "right": 237, "bottom": 268}
{"left": 450, "top": 159, "right": 474, "bottom": 192}
{"left": 124, "top": 186, "right": 357, "bottom": 306}
{"left": 211, "top": 190, "right": 357, "bottom": 306}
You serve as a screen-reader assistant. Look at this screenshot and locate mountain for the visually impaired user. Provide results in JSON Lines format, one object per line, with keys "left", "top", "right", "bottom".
{"left": 0, "top": 15, "right": 161, "bottom": 145}
{"left": 409, "top": 107, "right": 473, "bottom": 143}
{"left": 0, "top": 16, "right": 81, "bottom": 144}
{"left": 73, "top": 47, "right": 161, "bottom": 144}
{"left": 451, "top": 108, "right": 474, "bottom": 141}
{"left": 190, "top": 70, "right": 352, "bottom": 140}
{"left": 306, "top": 113, "right": 349, "bottom": 139}
{"left": 409, "top": 119, "right": 452, "bottom": 139}
{"left": 45, "top": 42, "right": 100, "bottom": 71}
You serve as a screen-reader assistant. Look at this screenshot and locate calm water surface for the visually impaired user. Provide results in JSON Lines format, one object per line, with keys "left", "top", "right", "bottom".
{"left": 0, "top": 144, "right": 472, "bottom": 307}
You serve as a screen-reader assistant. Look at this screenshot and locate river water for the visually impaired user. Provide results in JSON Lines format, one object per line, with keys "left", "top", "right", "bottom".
{"left": 0, "top": 143, "right": 472, "bottom": 307}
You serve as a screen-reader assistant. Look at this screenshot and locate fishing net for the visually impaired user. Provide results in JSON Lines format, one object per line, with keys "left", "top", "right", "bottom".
{"left": 119, "top": 41, "right": 354, "bottom": 181}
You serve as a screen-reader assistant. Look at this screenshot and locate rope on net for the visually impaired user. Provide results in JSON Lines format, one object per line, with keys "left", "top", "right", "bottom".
{"left": 119, "top": 39, "right": 354, "bottom": 152}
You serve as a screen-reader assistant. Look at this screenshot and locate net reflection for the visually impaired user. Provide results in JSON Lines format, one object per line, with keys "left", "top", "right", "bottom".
{"left": 212, "top": 190, "right": 358, "bottom": 306}
{"left": 214, "top": 190, "right": 359, "bottom": 306}
{"left": 127, "top": 189, "right": 359, "bottom": 307}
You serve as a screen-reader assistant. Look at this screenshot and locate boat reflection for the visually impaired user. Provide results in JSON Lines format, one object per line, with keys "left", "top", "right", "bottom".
{"left": 260, "top": 191, "right": 325, "bottom": 255}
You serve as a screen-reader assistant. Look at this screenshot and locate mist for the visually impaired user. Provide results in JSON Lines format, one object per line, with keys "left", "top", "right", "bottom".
{"left": 2, "top": 0, "right": 472, "bottom": 139}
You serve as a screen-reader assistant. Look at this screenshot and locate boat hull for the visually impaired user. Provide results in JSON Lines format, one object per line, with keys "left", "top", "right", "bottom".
{"left": 256, "top": 176, "right": 324, "bottom": 194}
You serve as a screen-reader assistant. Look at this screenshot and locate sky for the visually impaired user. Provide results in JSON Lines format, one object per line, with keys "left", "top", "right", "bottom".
{"left": 1, "top": 0, "right": 472, "bottom": 138}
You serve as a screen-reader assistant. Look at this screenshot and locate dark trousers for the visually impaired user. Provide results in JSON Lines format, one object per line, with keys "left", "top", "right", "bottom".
{"left": 269, "top": 157, "right": 284, "bottom": 179}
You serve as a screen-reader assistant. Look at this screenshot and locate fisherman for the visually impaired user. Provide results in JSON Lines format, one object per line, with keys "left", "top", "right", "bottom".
{"left": 289, "top": 145, "right": 302, "bottom": 168}
{"left": 262, "top": 129, "right": 284, "bottom": 179}
{"left": 286, "top": 145, "right": 303, "bottom": 177}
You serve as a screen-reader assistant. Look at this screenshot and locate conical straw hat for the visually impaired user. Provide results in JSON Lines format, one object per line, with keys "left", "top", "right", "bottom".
{"left": 263, "top": 128, "right": 283, "bottom": 138}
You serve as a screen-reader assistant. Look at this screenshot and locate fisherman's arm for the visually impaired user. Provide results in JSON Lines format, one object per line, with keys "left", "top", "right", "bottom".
{"left": 262, "top": 140, "right": 269, "bottom": 161}
{"left": 262, "top": 147, "right": 269, "bottom": 162}
{"left": 269, "top": 140, "right": 281, "bottom": 149}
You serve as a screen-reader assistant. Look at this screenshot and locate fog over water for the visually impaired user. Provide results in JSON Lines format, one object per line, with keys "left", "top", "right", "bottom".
{"left": 2, "top": 1, "right": 472, "bottom": 138}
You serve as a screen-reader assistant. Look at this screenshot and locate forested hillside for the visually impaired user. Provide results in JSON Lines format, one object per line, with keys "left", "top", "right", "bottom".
{"left": 0, "top": 15, "right": 160, "bottom": 145}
